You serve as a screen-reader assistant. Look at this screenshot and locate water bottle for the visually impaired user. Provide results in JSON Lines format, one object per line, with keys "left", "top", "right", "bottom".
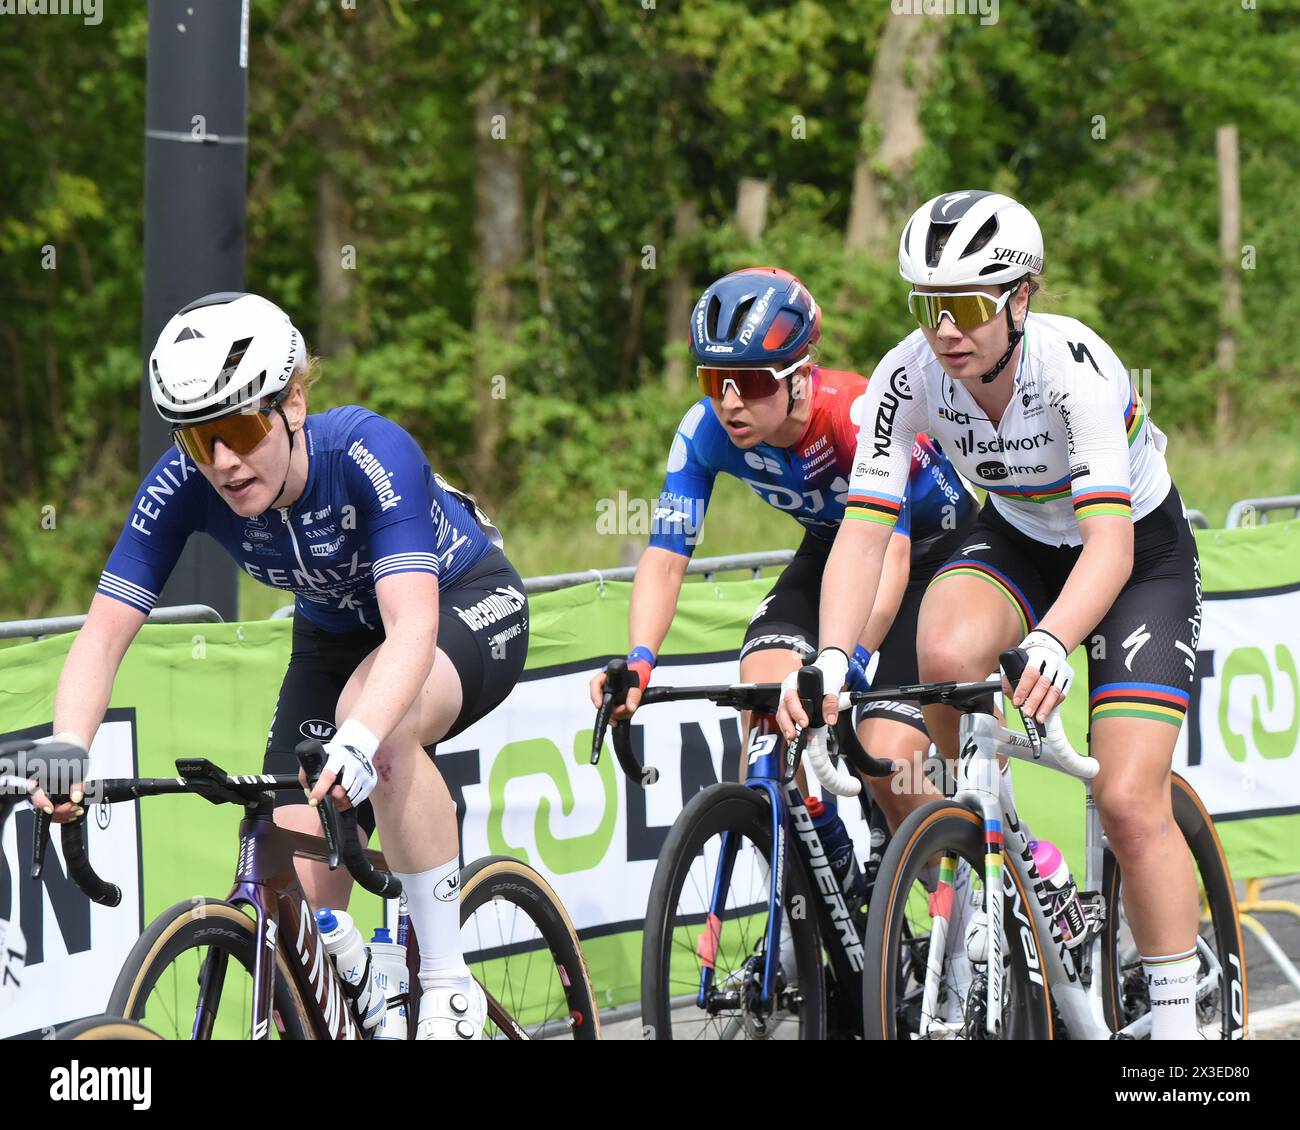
{"left": 805, "top": 796, "right": 866, "bottom": 904}
{"left": 317, "top": 908, "right": 384, "bottom": 1031}
{"left": 1029, "top": 840, "right": 1087, "bottom": 948}
{"left": 369, "top": 926, "right": 410, "bottom": 1041}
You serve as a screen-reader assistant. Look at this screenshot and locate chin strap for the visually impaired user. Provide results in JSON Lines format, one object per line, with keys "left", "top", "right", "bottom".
{"left": 266, "top": 404, "right": 296, "bottom": 509}
{"left": 978, "top": 283, "right": 1029, "bottom": 384}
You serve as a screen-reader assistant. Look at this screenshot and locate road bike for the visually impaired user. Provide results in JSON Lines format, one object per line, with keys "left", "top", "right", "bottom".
{"left": 594, "top": 659, "right": 957, "bottom": 1040}
{"left": 863, "top": 649, "right": 1247, "bottom": 1040}
{"left": 1, "top": 737, "right": 599, "bottom": 1041}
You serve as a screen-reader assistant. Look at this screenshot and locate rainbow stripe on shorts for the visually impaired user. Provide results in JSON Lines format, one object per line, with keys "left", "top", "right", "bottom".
{"left": 1090, "top": 681, "right": 1190, "bottom": 727}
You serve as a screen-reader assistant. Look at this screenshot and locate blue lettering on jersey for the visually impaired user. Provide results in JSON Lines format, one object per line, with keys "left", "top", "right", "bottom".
{"left": 98, "top": 406, "right": 495, "bottom": 631}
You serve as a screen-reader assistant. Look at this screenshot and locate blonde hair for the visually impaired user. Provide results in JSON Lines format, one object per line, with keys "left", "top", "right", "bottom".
{"left": 290, "top": 355, "right": 324, "bottom": 398}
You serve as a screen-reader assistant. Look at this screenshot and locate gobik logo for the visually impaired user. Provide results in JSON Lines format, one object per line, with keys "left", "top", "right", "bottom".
{"left": 0, "top": 712, "right": 143, "bottom": 1038}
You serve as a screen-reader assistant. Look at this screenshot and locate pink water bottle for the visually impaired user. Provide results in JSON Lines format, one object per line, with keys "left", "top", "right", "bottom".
{"left": 1029, "top": 839, "right": 1087, "bottom": 948}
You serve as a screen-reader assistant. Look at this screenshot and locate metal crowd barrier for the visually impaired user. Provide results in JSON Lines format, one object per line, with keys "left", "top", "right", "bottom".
{"left": 1225, "top": 495, "right": 1300, "bottom": 528}
{"left": 1, "top": 495, "right": 1295, "bottom": 639}
{"left": 0, "top": 604, "right": 224, "bottom": 642}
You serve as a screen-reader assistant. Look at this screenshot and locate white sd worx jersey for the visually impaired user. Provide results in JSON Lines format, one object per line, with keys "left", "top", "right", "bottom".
{"left": 846, "top": 312, "right": 1171, "bottom": 547}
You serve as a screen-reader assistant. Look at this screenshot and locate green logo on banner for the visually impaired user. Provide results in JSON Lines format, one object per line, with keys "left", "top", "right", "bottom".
{"left": 1219, "top": 645, "right": 1298, "bottom": 761}
{"left": 487, "top": 731, "right": 617, "bottom": 873}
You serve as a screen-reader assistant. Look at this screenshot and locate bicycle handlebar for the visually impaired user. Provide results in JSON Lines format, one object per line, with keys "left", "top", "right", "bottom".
{"left": 998, "top": 648, "right": 1098, "bottom": 781}
{"left": 0, "top": 737, "right": 404, "bottom": 907}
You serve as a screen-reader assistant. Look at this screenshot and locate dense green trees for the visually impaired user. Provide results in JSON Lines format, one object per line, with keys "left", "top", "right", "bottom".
{"left": 2, "top": 1, "right": 1296, "bottom": 618}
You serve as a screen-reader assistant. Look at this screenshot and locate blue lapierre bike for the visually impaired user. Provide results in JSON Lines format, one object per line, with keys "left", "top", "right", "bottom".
{"left": 593, "top": 659, "right": 982, "bottom": 1040}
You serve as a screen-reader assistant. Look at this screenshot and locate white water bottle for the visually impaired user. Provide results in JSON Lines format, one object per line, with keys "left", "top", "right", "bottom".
{"left": 317, "top": 908, "right": 385, "bottom": 1031}
{"left": 369, "top": 927, "right": 410, "bottom": 1041}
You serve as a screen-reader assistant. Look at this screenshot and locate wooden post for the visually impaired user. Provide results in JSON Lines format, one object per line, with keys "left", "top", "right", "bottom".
{"left": 735, "top": 177, "right": 771, "bottom": 244}
{"left": 663, "top": 200, "right": 700, "bottom": 394}
{"left": 845, "top": 14, "right": 942, "bottom": 254}
{"left": 1216, "top": 124, "right": 1240, "bottom": 440}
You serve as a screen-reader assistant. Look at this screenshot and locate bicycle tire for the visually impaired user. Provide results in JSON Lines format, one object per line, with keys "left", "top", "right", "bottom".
{"left": 641, "top": 783, "right": 827, "bottom": 1040}
{"left": 55, "top": 1015, "right": 163, "bottom": 1040}
{"left": 1100, "top": 772, "right": 1248, "bottom": 1040}
{"left": 107, "top": 899, "right": 314, "bottom": 1040}
{"left": 864, "top": 800, "right": 1054, "bottom": 1040}
{"left": 458, "top": 855, "right": 601, "bottom": 1040}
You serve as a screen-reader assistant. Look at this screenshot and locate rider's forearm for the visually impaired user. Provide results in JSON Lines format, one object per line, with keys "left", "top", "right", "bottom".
{"left": 628, "top": 547, "right": 690, "bottom": 658}
{"left": 52, "top": 595, "right": 143, "bottom": 748}
{"left": 1036, "top": 522, "right": 1134, "bottom": 653}
{"left": 860, "top": 533, "right": 912, "bottom": 653}
{"left": 345, "top": 617, "right": 437, "bottom": 746}
{"left": 52, "top": 637, "right": 120, "bottom": 748}
{"left": 820, "top": 519, "right": 893, "bottom": 657}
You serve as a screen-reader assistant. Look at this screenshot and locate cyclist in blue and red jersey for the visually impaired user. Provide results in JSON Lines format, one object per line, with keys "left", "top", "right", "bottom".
{"left": 31, "top": 293, "right": 523, "bottom": 1040}
{"left": 589, "top": 268, "right": 978, "bottom": 837}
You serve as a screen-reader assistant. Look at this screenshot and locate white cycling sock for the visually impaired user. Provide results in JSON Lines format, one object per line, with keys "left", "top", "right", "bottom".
{"left": 1142, "top": 948, "right": 1199, "bottom": 1039}
{"left": 393, "top": 856, "right": 472, "bottom": 991}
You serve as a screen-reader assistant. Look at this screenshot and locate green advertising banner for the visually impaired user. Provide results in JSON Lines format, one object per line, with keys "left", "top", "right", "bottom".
{"left": 3, "top": 519, "right": 1299, "bottom": 1034}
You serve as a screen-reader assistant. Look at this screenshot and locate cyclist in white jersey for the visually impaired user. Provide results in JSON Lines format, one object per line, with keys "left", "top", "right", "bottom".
{"left": 778, "top": 191, "right": 1204, "bottom": 1039}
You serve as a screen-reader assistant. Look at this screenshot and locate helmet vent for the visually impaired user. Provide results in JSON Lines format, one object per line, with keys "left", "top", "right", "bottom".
{"left": 211, "top": 336, "right": 253, "bottom": 399}
{"left": 727, "top": 298, "right": 756, "bottom": 340}
{"left": 706, "top": 295, "right": 722, "bottom": 339}
{"left": 960, "top": 215, "right": 999, "bottom": 259}
{"left": 925, "top": 223, "right": 956, "bottom": 268}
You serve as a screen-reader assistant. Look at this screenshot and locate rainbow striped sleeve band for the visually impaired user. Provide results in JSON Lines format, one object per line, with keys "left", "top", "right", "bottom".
{"left": 1072, "top": 484, "right": 1132, "bottom": 522}
{"left": 844, "top": 490, "right": 902, "bottom": 528}
{"left": 1090, "top": 682, "right": 1190, "bottom": 727}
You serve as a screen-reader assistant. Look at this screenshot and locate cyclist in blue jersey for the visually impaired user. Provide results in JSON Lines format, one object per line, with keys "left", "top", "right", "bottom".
{"left": 589, "top": 268, "right": 979, "bottom": 837}
{"left": 31, "top": 293, "right": 525, "bottom": 1039}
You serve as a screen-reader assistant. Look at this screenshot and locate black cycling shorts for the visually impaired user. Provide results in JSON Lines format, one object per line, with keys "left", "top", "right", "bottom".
{"left": 927, "top": 483, "right": 1202, "bottom": 731}
{"left": 743, "top": 516, "right": 978, "bottom": 737}
{"left": 263, "top": 545, "right": 529, "bottom": 836}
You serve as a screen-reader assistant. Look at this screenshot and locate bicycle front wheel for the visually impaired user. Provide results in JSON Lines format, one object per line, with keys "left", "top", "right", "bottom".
{"left": 459, "top": 855, "right": 600, "bottom": 1040}
{"left": 1101, "top": 772, "right": 1248, "bottom": 1040}
{"left": 55, "top": 1015, "right": 163, "bottom": 1040}
{"left": 107, "top": 899, "right": 314, "bottom": 1040}
{"left": 641, "top": 783, "right": 826, "bottom": 1040}
{"left": 864, "top": 800, "right": 1054, "bottom": 1040}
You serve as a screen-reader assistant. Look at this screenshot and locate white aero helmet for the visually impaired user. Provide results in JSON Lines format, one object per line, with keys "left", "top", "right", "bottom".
{"left": 899, "top": 190, "right": 1043, "bottom": 287}
{"left": 149, "top": 292, "right": 307, "bottom": 425}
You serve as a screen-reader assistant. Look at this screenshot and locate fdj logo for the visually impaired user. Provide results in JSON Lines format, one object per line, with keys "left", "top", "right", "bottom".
{"left": 486, "top": 734, "right": 617, "bottom": 874}
{"left": 1218, "top": 645, "right": 1298, "bottom": 761}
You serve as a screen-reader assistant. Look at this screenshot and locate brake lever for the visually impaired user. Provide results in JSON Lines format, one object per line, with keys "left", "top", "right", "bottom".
{"left": 295, "top": 740, "right": 343, "bottom": 870}
{"left": 30, "top": 806, "right": 52, "bottom": 881}
{"left": 591, "top": 658, "right": 635, "bottom": 767}
{"left": 999, "top": 647, "right": 1044, "bottom": 760}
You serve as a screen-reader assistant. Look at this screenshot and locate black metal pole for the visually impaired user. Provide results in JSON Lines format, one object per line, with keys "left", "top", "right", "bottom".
{"left": 139, "top": 0, "right": 249, "bottom": 620}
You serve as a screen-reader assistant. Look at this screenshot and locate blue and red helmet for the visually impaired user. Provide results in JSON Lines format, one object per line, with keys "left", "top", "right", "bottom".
{"left": 688, "top": 268, "right": 821, "bottom": 366}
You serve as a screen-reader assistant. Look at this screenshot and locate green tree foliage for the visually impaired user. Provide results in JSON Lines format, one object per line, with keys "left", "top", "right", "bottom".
{"left": 1, "top": 1, "right": 1296, "bottom": 619}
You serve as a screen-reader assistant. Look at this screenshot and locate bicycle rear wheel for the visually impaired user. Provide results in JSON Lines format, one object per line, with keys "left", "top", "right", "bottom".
{"left": 1101, "top": 772, "right": 1247, "bottom": 1040}
{"left": 107, "top": 899, "right": 314, "bottom": 1040}
{"left": 458, "top": 855, "right": 600, "bottom": 1040}
{"left": 864, "top": 800, "right": 1054, "bottom": 1040}
{"left": 641, "top": 783, "right": 826, "bottom": 1040}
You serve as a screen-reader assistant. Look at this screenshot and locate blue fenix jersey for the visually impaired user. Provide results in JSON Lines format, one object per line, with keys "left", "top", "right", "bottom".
{"left": 98, "top": 406, "right": 496, "bottom": 631}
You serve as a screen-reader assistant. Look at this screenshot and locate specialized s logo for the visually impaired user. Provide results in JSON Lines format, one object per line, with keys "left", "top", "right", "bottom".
{"left": 872, "top": 367, "right": 912, "bottom": 458}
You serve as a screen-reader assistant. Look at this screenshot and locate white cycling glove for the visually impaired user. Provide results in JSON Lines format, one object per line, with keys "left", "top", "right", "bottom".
{"left": 1017, "top": 630, "right": 1074, "bottom": 701}
{"left": 780, "top": 648, "right": 850, "bottom": 714}
{"left": 321, "top": 719, "right": 381, "bottom": 807}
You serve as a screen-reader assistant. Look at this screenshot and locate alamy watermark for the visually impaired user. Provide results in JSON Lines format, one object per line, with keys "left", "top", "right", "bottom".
{"left": 892, "top": 0, "right": 998, "bottom": 27}
{"left": 0, "top": 0, "right": 102, "bottom": 26}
